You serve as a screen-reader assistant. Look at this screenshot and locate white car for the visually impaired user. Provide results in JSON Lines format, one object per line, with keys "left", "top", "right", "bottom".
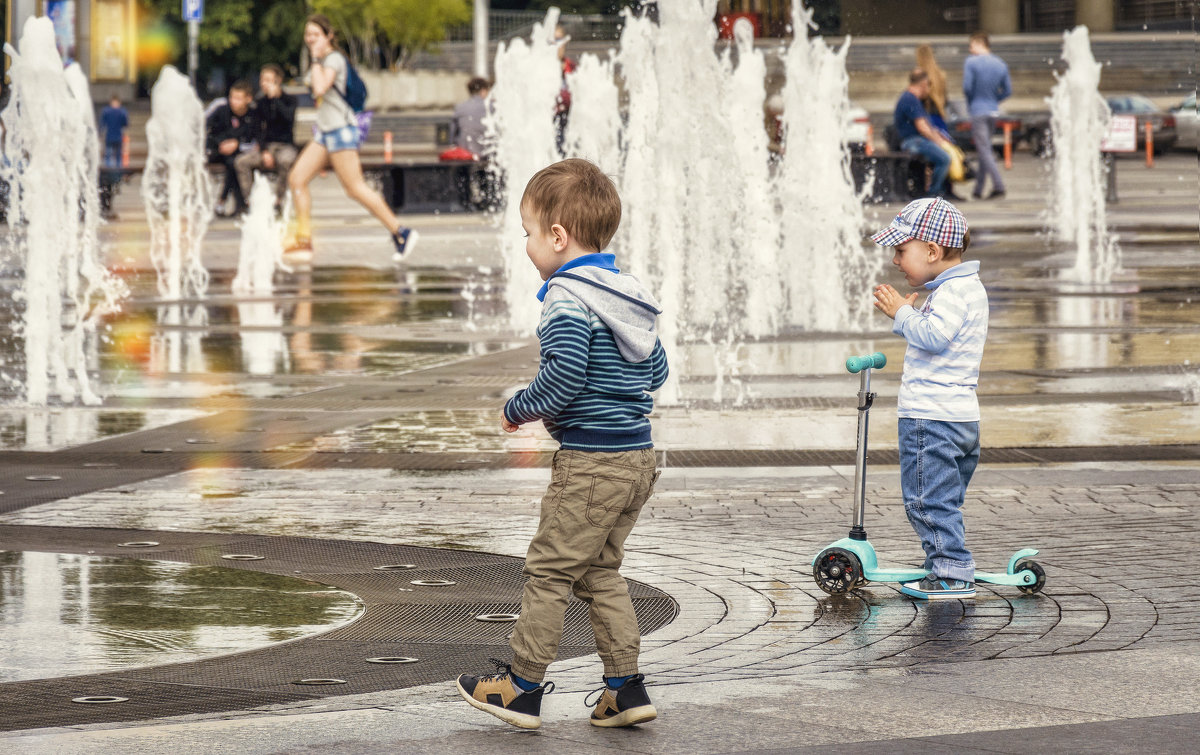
{"left": 1170, "top": 91, "right": 1198, "bottom": 150}
{"left": 846, "top": 103, "right": 871, "bottom": 151}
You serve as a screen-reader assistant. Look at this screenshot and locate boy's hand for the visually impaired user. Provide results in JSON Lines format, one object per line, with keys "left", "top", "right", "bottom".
{"left": 500, "top": 413, "right": 519, "bottom": 433}
{"left": 873, "top": 284, "right": 918, "bottom": 319}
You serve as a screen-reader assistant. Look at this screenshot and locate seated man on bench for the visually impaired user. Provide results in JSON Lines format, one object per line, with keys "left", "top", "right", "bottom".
{"left": 206, "top": 80, "right": 257, "bottom": 217}
{"left": 893, "top": 68, "right": 959, "bottom": 200}
{"left": 236, "top": 64, "right": 298, "bottom": 214}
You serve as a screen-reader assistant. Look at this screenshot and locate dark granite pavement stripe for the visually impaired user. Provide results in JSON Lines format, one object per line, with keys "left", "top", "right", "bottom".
{"left": 767, "top": 712, "right": 1200, "bottom": 755}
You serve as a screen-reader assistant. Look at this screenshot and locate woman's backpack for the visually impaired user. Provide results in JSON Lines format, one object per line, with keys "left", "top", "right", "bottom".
{"left": 333, "top": 60, "right": 368, "bottom": 113}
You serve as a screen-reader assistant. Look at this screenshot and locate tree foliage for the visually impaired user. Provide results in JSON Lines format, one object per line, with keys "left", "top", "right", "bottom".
{"left": 311, "top": 0, "right": 472, "bottom": 70}
{"left": 139, "top": 0, "right": 253, "bottom": 55}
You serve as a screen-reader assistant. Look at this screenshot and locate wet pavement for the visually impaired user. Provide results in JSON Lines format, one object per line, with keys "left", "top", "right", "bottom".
{"left": 0, "top": 151, "right": 1196, "bottom": 751}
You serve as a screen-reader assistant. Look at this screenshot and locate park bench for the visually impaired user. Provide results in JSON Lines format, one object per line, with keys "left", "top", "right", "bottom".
{"left": 849, "top": 152, "right": 928, "bottom": 203}
{"left": 361, "top": 159, "right": 499, "bottom": 213}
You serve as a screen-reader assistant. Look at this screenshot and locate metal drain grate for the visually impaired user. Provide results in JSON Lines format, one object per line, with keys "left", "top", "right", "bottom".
{"left": 0, "top": 526, "right": 679, "bottom": 732}
{"left": 0, "top": 677, "right": 314, "bottom": 731}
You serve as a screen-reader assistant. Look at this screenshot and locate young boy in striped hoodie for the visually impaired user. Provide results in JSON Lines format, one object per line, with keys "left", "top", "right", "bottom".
{"left": 871, "top": 197, "right": 987, "bottom": 600}
{"left": 456, "top": 159, "right": 668, "bottom": 729}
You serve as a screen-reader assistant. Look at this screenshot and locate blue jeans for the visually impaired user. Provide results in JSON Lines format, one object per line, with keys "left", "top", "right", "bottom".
{"left": 898, "top": 418, "right": 978, "bottom": 581}
{"left": 103, "top": 142, "right": 121, "bottom": 168}
{"left": 900, "top": 135, "right": 951, "bottom": 197}
{"left": 970, "top": 114, "right": 1005, "bottom": 195}
{"left": 316, "top": 124, "right": 361, "bottom": 153}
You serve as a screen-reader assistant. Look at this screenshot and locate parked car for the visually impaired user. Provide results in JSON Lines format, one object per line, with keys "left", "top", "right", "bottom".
{"left": 1106, "top": 94, "right": 1177, "bottom": 153}
{"left": 942, "top": 99, "right": 1023, "bottom": 154}
{"left": 1023, "top": 94, "right": 1178, "bottom": 157}
{"left": 1169, "top": 90, "right": 1198, "bottom": 151}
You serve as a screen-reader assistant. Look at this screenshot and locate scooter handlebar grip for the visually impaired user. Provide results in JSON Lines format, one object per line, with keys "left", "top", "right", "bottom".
{"left": 846, "top": 352, "right": 887, "bottom": 374}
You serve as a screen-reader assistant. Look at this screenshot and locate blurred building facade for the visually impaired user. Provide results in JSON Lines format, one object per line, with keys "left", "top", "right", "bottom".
{"left": 716, "top": 1, "right": 1196, "bottom": 36}
{"left": 5, "top": 0, "right": 139, "bottom": 101}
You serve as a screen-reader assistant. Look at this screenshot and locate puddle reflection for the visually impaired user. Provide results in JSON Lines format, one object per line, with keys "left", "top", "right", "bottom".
{"left": 0, "top": 551, "right": 360, "bottom": 682}
{"left": 0, "top": 408, "right": 206, "bottom": 451}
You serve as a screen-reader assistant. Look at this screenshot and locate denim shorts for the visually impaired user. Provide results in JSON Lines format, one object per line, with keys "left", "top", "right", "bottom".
{"left": 316, "top": 124, "right": 360, "bottom": 153}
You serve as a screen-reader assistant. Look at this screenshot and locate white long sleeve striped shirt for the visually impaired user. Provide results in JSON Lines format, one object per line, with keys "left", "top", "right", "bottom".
{"left": 892, "top": 261, "right": 988, "bottom": 422}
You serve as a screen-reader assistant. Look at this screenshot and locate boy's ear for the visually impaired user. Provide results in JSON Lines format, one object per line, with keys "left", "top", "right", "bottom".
{"left": 926, "top": 241, "right": 944, "bottom": 260}
{"left": 550, "top": 223, "right": 569, "bottom": 252}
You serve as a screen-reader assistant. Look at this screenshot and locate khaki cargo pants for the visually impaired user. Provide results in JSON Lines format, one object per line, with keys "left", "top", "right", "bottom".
{"left": 510, "top": 448, "right": 659, "bottom": 683}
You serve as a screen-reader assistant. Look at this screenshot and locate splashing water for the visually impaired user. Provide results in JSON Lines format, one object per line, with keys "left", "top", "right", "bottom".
{"left": 1048, "top": 26, "right": 1120, "bottom": 282}
{"left": 142, "top": 65, "right": 212, "bottom": 375}
{"left": 488, "top": 7, "right": 563, "bottom": 331}
{"left": 142, "top": 65, "right": 212, "bottom": 304}
{"left": 0, "top": 17, "right": 126, "bottom": 406}
{"left": 232, "top": 175, "right": 284, "bottom": 296}
{"left": 233, "top": 175, "right": 287, "bottom": 375}
{"left": 491, "top": 2, "right": 875, "bottom": 401}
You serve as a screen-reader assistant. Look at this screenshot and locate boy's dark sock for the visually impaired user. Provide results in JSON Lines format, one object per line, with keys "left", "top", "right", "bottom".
{"left": 511, "top": 672, "right": 540, "bottom": 692}
{"left": 605, "top": 675, "right": 633, "bottom": 690}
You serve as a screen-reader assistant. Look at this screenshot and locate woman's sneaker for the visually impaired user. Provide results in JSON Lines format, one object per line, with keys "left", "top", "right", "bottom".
{"left": 900, "top": 575, "right": 976, "bottom": 600}
{"left": 587, "top": 674, "right": 658, "bottom": 728}
{"left": 455, "top": 661, "right": 553, "bottom": 730}
{"left": 391, "top": 226, "right": 419, "bottom": 262}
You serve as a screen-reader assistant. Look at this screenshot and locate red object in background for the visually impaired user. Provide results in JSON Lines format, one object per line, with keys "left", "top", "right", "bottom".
{"left": 717, "top": 12, "right": 761, "bottom": 39}
{"left": 439, "top": 146, "right": 476, "bottom": 162}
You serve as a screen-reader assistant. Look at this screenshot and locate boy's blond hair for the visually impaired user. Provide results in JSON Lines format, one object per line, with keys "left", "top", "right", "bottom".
{"left": 521, "top": 159, "right": 621, "bottom": 252}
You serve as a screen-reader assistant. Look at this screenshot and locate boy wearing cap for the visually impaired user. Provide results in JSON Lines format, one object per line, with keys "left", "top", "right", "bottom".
{"left": 870, "top": 197, "right": 987, "bottom": 600}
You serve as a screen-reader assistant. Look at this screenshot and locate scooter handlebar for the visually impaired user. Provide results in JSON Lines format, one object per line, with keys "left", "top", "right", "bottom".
{"left": 846, "top": 352, "right": 887, "bottom": 374}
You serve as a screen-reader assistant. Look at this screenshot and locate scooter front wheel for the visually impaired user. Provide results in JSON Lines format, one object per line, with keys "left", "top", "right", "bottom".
{"left": 813, "top": 547, "right": 863, "bottom": 595}
{"left": 1015, "top": 559, "right": 1047, "bottom": 594}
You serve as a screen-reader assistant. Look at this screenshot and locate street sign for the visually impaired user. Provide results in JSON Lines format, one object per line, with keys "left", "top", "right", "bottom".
{"left": 183, "top": 0, "right": 204, "bottom": 23}
{"left": 1101, "top": 114, "right": 1137, "bottom": 152}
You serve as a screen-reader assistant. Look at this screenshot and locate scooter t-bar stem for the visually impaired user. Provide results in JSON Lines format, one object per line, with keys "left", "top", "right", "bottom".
{"left": 844, "top": 353, "right": 884, "bottom": 541}
{"left": 849, "top": 366, "right": 873, "bottom": 540}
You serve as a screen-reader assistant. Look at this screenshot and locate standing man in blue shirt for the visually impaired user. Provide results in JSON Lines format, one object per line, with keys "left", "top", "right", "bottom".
{"left": 893, "top": 69, "right": 957, "bottom": 200}
{"left": 99, "top": 94, "right": 128, "bottom": 169}
{"left": 963, "top": 32, "right": 1011, "bottom": 199}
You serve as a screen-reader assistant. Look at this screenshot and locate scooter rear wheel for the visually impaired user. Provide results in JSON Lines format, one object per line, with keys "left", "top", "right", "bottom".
{"left": 813, "top": 548, "right": 863, "bottom": 595}
{"left": 1014, "top": 559, "right": 1047, "bottom": 595}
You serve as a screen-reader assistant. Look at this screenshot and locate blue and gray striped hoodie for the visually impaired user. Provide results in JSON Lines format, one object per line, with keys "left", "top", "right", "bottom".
{"left": 504, "top": 254, "right": 669, "bottom": 451}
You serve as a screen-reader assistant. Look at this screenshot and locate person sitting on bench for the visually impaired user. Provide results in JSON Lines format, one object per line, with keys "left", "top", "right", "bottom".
{"left": 235, "top": 64, "right": 298, "bottom": 213}
{"left": 893, "top": 68, "right": 959, "bottom": 200}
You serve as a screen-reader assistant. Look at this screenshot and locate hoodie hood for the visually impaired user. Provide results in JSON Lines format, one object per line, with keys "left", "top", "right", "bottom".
{"left": 544, "top": 266, "right": 662, "bottom": 363}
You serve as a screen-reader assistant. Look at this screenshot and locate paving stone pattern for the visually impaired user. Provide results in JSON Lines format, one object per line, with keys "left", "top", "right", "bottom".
{"left": 4, "top": 465, "right": 1196, "bottom": 683}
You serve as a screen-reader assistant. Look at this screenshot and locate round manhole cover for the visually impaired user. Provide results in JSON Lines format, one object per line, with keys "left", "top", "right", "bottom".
{"left": 186, "top": 438, "right": 216, "bottom": 445}
{"left": 25, "top": 475, "right": 62, "bottom": 481}
{"left": 71, "top": 696, "right": 129, "bottom": 704}
{"left": 221, "top": 554, "right": 266, "bottom": 561}
{"left": 118, "top": 541, "right": 160, "bottom": 548}
{"left": 409, "top": 579, "right": 456, "bottom": 587}
{"left": 373, "top": 564, "right": 417, "bottom": 571}
{"left": 141, "top": 448, "right": 172, "bottom": 454}
{"left": 292, "top": 678, "right": 347, "bottom": 686}
{"left": 82, "top": 462, "right": 118, "bottom": 468}
{"left": 365, "top": 657, "right": 419, "bottom": 664}
{"left": 475, "top": 613, "right": 520, "bottom": 623}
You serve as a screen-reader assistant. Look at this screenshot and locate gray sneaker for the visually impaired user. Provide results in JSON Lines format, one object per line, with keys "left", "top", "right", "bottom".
{"left": 900, "top": 575, "right": 976, "bottom": 600}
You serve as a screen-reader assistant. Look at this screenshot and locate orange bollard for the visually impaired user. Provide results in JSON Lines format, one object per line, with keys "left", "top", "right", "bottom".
{"left": 383, "top": 131, "right": 393, "bottom": 164}
{"left": 1145, "top": 121, "right": 1154, "bottom": 167}
{"left": 1002, "top": 122, "right": 1013, "bottom": 169}
{"left": 121, "top": 133, "right": 130, "bottom": 168}
{"left": 864, "top": 124, "right": 875, "bottom": 156}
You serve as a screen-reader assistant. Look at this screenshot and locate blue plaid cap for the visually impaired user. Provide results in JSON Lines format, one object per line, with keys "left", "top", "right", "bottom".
{"left": 870, "top": 197, "right": 968, "bottom": 248}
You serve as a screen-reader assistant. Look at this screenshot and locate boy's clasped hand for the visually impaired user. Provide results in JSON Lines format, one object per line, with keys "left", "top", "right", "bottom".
{"left": 873, "top": 283, "right": 918, "bottom": 319}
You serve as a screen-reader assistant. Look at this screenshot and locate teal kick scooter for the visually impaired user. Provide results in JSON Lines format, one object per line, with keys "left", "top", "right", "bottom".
{"left": 811, "top": 352, "right": 1047, "bottom": 596}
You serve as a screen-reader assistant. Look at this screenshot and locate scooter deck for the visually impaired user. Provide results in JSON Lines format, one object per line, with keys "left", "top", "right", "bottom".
{"left": 815, "top": 538, "right": 1040, "bottom": 588}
